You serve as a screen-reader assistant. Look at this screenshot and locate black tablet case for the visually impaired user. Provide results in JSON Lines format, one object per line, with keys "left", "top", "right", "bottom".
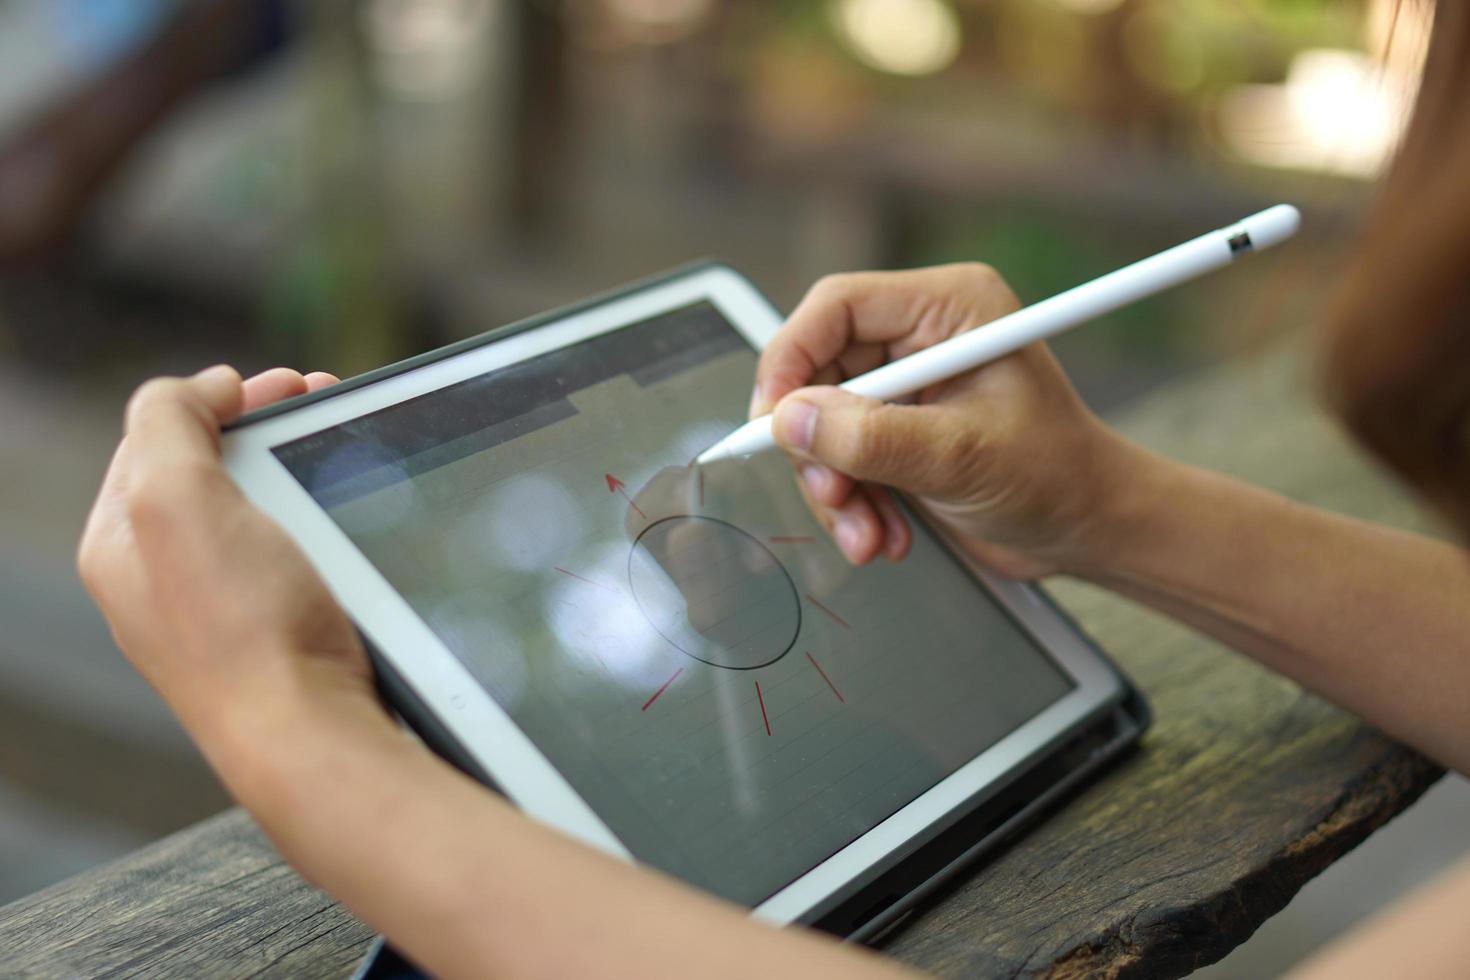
{"left": 227, "top": 264, "right": 1150, "bottom": 976}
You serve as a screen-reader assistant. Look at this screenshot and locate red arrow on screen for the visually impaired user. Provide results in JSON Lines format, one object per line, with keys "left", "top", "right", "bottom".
{"left": 606, "top": 473, "right": 647, "bottom": 519}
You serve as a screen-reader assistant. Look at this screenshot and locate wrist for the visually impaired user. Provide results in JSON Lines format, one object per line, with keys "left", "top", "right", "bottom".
{"left": 186, "top": 653, "right": 400, "bottom": 815}
{"left": 1058, "top": 430, "right": 1181, "bottom": 579}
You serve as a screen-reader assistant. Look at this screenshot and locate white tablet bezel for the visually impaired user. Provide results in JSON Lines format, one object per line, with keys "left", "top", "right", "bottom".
{"left": 221, "top": 264, "right": 1125, "bottom": 925}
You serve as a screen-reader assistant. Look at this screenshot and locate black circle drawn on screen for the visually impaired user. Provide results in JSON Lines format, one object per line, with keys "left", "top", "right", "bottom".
{"left": 628, "top": 516, "right": 801, "bottom": 670}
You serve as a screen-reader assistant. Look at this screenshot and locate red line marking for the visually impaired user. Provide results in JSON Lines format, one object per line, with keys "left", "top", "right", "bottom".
{"left": 755, "top": 680, "right": 771, "bottom": 736}
{"left": 554, "top": 566, "right": 617, "bottom": 593}
{"left": 605, "top": 472, "right": 647, "bottom": 519}
{"left": 769, "top": 536, "right": 816, "bottom": 544}
{"left": 805, "top": 593, "right": 851, "bottom": 629}
{"left": 806, "top": 652, "right": 845, "bottom": 703}
{"left": 642, "top": 667, "right": 684, "bottom": 711}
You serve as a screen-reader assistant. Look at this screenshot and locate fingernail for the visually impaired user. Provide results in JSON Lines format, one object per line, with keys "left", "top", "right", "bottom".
{"left": 835, "top": 517, "right": 862, "bottom": 557}
{"left": 883, "top": 517, "right": 907, "bottom": 562}
{"left": 777, "top": 399, "right": 818, "bottom": 452}
{"left": 801, "top": 464, "right": 827, "bottom": 497}
{"left": 747, "top": 381, "right": 766, "bottom": 420}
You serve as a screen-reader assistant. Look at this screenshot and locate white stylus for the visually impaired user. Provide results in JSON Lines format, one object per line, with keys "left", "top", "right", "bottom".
{"left": 697, "top": 203, "right": 1300, "bottom": 464}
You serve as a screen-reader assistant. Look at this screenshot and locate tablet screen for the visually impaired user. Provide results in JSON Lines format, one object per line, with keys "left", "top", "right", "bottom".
{"left": 272, "top": 301, "right": 1073, "bottom": 905}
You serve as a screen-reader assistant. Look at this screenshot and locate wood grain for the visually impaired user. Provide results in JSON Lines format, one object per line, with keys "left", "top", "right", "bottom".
{"left": 0, "top": 810, "right": 373, "bottom": 978}
{"left": 0, "top": 347, "right": 1443, "bottom": 978}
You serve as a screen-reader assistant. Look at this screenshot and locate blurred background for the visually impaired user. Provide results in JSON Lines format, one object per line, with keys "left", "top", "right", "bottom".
{"left": 1, "top": 0, "right": 1465, "bottom": 974}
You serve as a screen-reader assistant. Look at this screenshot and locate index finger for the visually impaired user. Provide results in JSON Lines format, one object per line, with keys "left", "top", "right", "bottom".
{"left": 753, "top": 264, "right": 1018, "bottom": 416}
{"left": 240, "top": 368, "right": 341, "bottom": 412}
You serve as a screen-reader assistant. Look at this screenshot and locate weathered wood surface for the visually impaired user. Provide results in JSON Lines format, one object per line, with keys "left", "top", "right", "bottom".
{"left": 0, "top": 810, "right": 374, "bottom": 978}
{"left": 0, "top": 348, "right": 1443, "bottom": 978}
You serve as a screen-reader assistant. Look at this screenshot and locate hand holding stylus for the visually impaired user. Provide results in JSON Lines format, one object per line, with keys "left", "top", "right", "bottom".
{"left": 742, "top": 263, "right": 1143, "bottom": 574}
{"left": 726, "top": 207, "right": 1299, "bottom": 569}
{"left": 703, "top": 205, "right": 1298, "bottom": 465}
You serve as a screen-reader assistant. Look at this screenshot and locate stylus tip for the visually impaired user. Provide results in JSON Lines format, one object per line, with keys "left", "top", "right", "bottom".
{"left": 695, "top": 443, "right": 729, "bottom": 465}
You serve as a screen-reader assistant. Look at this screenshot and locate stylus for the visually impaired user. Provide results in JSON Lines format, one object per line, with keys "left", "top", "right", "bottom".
{"left": 696, "top": 203, "right": 1300, "bottom": 464}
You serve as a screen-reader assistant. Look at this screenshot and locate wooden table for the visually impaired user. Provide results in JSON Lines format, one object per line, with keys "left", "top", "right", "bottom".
{"left": 0, "top": 347, "right": 1443, "bottom": 978}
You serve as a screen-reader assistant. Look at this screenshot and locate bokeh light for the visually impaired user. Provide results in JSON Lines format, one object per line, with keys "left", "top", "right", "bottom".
{"left": 829, "top": 0, "right": 963, "bottom": 77}
{"left": 1217, "top": 0, "right": 1430, "bottom": 178}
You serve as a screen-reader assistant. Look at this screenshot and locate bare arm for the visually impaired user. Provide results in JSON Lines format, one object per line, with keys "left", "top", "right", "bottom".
{"left": 1288, "top": 853, "right": 1470, "bottom": 979}
{"left": 1080, "top": 449, "right": 1470, "bottom": 775}
{"left": 212, "top": 677, "right": 913, "bottom": 980}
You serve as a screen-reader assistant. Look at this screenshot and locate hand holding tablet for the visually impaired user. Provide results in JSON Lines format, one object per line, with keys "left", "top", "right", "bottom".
{"left": 79, "top": 359, "right": 921, "bottom": 980}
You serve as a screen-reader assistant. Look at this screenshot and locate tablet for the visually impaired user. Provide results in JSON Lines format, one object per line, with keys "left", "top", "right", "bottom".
{"left": 222, "top": 263, "right": 1147, "bottom": 939}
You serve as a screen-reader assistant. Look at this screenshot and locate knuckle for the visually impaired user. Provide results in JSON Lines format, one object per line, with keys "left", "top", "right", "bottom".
{"left": 809, "top": 273, "right": 849, "bottom": 298}
{"left": 954, "top": 261, "right": 1020, "bottom": 312}
{"left": 124, "top": 377, "right": 182, "bottom": 428}
{"left": 807, "top": 272, "right": 868, "bottom": 307}
{"left": 128, "top": 377, "right": 181, "bottom": 409}
{"left": 958, "top": 261, "right": 999, "bottom": 284}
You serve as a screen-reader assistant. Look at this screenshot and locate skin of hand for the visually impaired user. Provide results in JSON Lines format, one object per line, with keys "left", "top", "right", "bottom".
{"left": 76, "top": 366, "right": 919, "bottom": 980}
{"left": 752, "top": 263, "right": 1143, "bottom": 578}
{"left": 77, "top": 366, "right": 375, "bottom": 753}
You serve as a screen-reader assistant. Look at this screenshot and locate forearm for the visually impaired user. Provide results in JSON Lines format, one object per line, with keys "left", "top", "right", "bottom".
{"left": 1286, "top": 852, "right": 1470, "bottom": 979}
{"left": 203, "top": 678, "right": 916, "bottom": 980}
{"left": 1077, "top": 447, "right": 1470, "bottom": 774}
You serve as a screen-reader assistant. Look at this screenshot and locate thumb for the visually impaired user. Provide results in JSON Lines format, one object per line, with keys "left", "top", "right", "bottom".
{"left": 771, "top": 386, "right": 967, "bottom": 495}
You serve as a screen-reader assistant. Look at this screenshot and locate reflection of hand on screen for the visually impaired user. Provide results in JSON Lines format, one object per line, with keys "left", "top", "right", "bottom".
{"left": 627, "top": 467, "right": 800, "bottom": 670}
{"left": 629, "top": 515, "right": 801, "bottom": 671}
